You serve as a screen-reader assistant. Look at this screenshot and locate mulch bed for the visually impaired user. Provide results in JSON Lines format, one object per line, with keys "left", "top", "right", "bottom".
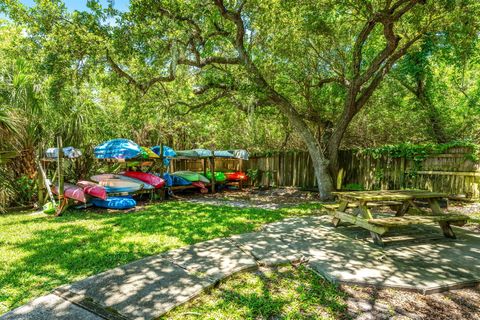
{"left": 343, "top": 284, "right": 480, "bottom": 320}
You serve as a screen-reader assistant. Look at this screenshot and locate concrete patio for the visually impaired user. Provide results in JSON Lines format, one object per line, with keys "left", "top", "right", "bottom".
{"left": 2, "top": 216, "right": 479, "bottom": 320}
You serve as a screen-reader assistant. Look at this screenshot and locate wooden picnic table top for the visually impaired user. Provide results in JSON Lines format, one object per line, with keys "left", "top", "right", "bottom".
{"left": 331, "top": 190, "right": 447, "bottom": 202}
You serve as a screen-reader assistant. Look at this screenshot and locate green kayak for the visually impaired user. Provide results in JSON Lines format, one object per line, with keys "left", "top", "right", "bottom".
{"left": 172, "top": 171, "right": 210, "bottom": 183}
{"left": 205, "top": 171, "right": 226, "bottom": 182}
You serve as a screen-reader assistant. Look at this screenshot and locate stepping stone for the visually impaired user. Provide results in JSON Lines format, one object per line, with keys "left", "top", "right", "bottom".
{"left": 162, "top": 238, "right": 257, "bottom": 281}
{"left": 55, "top": 256, "right": 214, "bottom": 320}
{"left": 229, "top": 232, "right": 303, "bottom": 265}
{"left": 1, "top": 294, "right": 102, "bottom": 320}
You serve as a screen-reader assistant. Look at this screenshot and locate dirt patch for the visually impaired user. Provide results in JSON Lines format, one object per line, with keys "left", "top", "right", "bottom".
{"left": 448, "top": 201, "right": 480, "bottom": 233}
{"left": 343, "top": 284, "right": 480, "bottom": 320}
{"left": 180, "top": 187, "right": 322, "bottom": 209}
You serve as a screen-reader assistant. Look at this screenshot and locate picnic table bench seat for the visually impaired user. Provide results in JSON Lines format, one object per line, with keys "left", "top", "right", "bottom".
{"left": 367, "top": 215, "right": 468, "bottom": 227}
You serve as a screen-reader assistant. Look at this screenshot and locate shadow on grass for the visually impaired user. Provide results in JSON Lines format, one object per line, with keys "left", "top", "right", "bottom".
{"left": 0, "top": 201, "right": 306, "bottom": 313}
{"left": 162, "top": 264, "right": 348, "bottom": 319}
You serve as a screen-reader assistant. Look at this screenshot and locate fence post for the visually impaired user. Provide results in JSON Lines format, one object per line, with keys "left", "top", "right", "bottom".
{"left": 400, "top": 156, "right": 406, "bottom": 189}
{"left": 209, "top": 156, "right": 216, "bottom": 193}
{"left": 55, "top": 136, "right": 64, "bottom": 216}
{"left": 159, "top": 143, "right": 165, "bottom": 200}
{"left": 36, "top": 148, "right": 45, "bottom": 206}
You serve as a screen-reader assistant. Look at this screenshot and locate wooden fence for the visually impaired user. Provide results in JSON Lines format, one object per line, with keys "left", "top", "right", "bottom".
{"left": 180, "top": 147, "right": 478, "bottom": 199}
{"left": 337, "top": 147, "right": 480, "bottom": 198}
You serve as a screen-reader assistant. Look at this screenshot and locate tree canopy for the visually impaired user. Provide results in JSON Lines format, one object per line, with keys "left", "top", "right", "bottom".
{"left": 1, "top": 0, "right": 480, "bottom": 204}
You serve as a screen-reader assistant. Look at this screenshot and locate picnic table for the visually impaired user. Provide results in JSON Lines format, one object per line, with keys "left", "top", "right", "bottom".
{"left": 326, "top": 190, "right": 469, "bottom": 246}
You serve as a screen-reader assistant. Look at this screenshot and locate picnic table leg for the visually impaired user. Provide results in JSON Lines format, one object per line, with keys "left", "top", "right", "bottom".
{"left": 332, "top": 200, "right": 348, "bottom": 227}
{"left": 359, "top": 202, "right": 384, "bottom": 246}
{"left": 439, "top": 222, "right": 456, "bottom": 239}
{"left": 429, "top": 198, "right": 456, "bottom": 239}
{"left": 395, "top": 201, "right": 410, "bottom": 217}
{"left": 370, "top": 232, "right": 384, "bottom": 246}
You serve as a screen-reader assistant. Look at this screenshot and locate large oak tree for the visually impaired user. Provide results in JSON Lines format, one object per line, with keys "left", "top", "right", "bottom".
{"left": 3, "top": 0, "right": 479, "bottom": 199}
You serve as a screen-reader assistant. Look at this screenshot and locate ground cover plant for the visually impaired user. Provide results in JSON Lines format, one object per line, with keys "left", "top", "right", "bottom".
{"left": 0, "top": 201, "right": 321, "bottom": 314}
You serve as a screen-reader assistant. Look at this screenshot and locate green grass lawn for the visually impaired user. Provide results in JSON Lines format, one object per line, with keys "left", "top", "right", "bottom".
{"left": 0, "top": 201, "right": 322, "bottom": 314}
{"left": 161, "top": 264, "right": 348, "bottom": 320}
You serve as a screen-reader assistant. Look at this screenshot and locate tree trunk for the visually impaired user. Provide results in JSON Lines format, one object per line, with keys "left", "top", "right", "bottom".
{"left": 267, "top": 91, "right": 334, "bottom": 199}
{"left": 238, "top": 52, "right": 334, "bottom": 199}
{"left": 307, "top": 138, "right": 335, "bottom": 200}
{"left": 416, "top": 88, "right": 448, "bottom": 143}
{"left": 327, "top": 103, "right": 356, "bottom": 182}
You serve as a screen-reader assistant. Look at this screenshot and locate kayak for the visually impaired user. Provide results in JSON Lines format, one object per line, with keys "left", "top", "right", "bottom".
{"left": 98, "top": 179, "right": 143, "bottom": 193}
{"left": 91, "top": 174, "right": 116, "bottom": 183}
{"left": 45, "top": 147, "right": 82, "bottom": 159}
{"left": 140, "top": 146, "right": 160, "bottom": 159}
{"left": 77, "top": 181, "right": 107, "bottom": 200}
{"left": 173, "top": 171, "right": 210, "bottom": 183}
{"left": 205, "top": 171, "right": 227, "bottom": 182}
{"left": 171, "top": 175, "right": 192, "bottom": 186}
{"left": 176, "top": 149, "right": 212, "bottom": 158}
{"left": 52, "top": 183, "right": 86, "bottom": 203}
{"left": 94, "top": 139, "right": 141, "bottom": 160}
{"left": 225, "top": 171, "right": 247, "bottom": 181}
{"left": 117, "top": 175, "right": 154, "bottom": 190}
{"left": 213, "top": 150, "right": 234, "bottom": 158}
{"left": 151, "top": 145, "right": 176, "bottom": 166}
{"left": 192, "top": 181, "right": 208, "bottom": 193}
{"left": 91, "top": 196, "right": 136, "bottom": 209}
{"left": 122, "top": 171, "right": 165, "bottom": 188}
{"left": 162, "top": 173, "right": 173, "bottom": 187}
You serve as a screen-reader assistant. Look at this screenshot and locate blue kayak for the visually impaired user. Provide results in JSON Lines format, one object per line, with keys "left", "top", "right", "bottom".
{"left": 94, "top": 139, "right": 141, "bottom": 160}
{"left": 161, "top": 173, "right": 173, "bottom": 187}
{"left": 171, "top": 175, "right": 192, "bottom": 186}
{"left": 151, "top": 145, "right": 176, "bottom": 166}
{"left": 91, "top": 196, "right": 136, "bottom": 209}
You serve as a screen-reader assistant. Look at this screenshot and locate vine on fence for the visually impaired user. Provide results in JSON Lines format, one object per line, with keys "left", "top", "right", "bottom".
{"left": 354, "top": 141, "right": 479, "bottom": 188}
{"left": 355, "top": 141, "right": 479, "bottom": 162}
{"left": 251, "top": 141, "right": 479, "bottom": 162}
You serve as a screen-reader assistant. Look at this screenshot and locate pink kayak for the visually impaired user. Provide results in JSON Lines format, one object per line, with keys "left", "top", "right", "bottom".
{"left": 191, "top": 181, "right": 208, "bottom": 194}
{"left": 77, "top": 181, "right": 107, "bottom": 200}
{"left": 122, "top": 171, "right": 165, "bottom": 189}
{"left": 52, "top": 183, "right": 86, "bottom": 203}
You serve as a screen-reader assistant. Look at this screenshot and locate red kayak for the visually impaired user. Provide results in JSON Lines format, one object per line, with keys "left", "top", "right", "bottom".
{"left": 52, "top": 183, "right": 86, "bottom": 203}
{"left": 192, "top": 181, "right": 208, "bottom": 193}
{"left": 225, "top": 171, "right": 247, "bottom": 181}
{"left": 77, "top": 181, "right": 107, "bottom": 200}
{"left": 122, "top": 171, "right": 165, "bottom": 188}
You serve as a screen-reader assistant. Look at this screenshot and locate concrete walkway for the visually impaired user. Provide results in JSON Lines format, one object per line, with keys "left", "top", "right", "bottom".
{"left": 2, "top": 216, "right": 480, "bottom": 320}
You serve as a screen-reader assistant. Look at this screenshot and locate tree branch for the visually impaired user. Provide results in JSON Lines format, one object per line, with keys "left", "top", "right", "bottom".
{"left": 352, "top": 0, "right": 423, "bottom": 85}
{"left": 177, "top": 56, "right": 241, "bottom": 68}
{"left": 177, "top": 91, "right": 230, "bottom": 115}
{"left": 355, "top": 33, "right": 423, "bottom": 110}
{"left": 193, "top": 83, "right": 235, "bottom": 95}
{"left": 106, "top": 51, "right": 175, "bottom": 93}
